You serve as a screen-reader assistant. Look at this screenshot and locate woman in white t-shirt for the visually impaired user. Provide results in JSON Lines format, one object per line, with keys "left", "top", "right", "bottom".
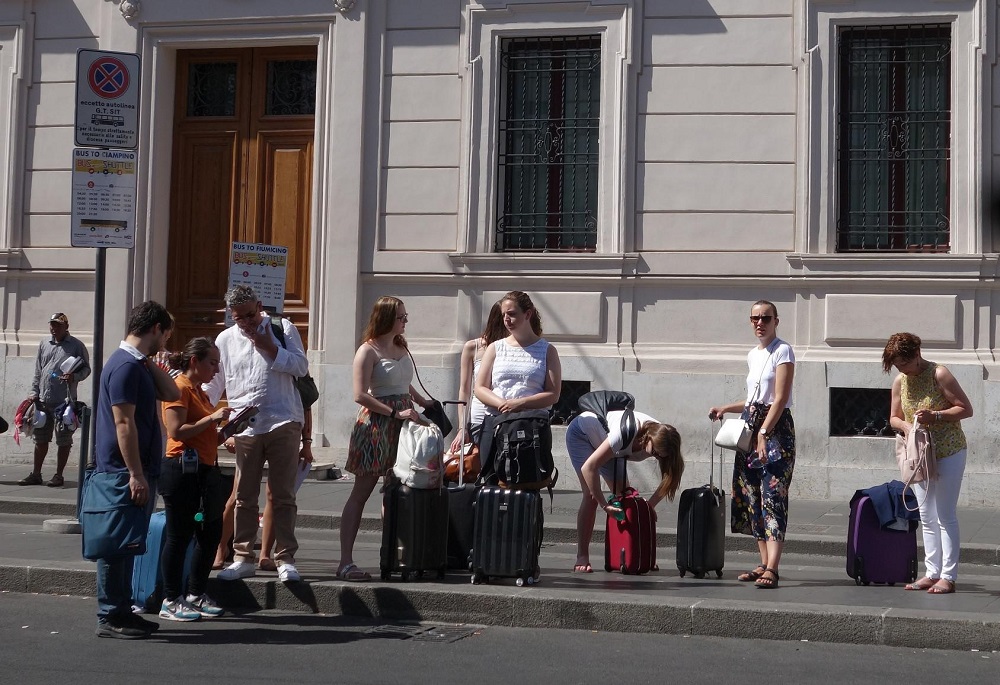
{"left": 567, "top": 408, "right": 684, "bottom": 573}
{"left": 709, "top": 299, "right": 795, "bottom": 589}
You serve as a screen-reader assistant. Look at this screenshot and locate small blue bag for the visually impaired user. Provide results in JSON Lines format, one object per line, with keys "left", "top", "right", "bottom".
{"left": 80, "top": 469, "right": 149, "bottom": 560}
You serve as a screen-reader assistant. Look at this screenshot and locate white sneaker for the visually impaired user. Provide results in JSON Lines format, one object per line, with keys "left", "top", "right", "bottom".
{"left": 159, "top": 598, "right": 201, "bottom": 622}
{"left": 217, "top": 560, "right": 256, "bottom": 581}
{"left": 277, "top": 562, "right": 301, "bottom": 582}
{"left": 185, "top": 593, "right": 224, "bottom": 618}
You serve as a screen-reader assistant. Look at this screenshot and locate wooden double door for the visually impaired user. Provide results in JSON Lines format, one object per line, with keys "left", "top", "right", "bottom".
{"left": 167, "top": 46, "right": 316, "bottom": 347}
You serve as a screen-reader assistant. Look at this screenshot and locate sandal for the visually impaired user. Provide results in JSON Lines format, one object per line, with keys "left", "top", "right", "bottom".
{"left": 336, "top": 563, "right": 371, "bottom": 582}
{"left": 755, "top": 568, "right": 779, "bottom": 589}
{"left": 905, "top": 576, "right": 938, "bottom": 591}
{"left": 927, "top": 579, "right": 955, "bottom": 594}
{"left": 572, "top": 563, "right": 593, "bottom": 573}
{"left": 738, "top": 565, "right": 767, "bottom": 582}
{"left": 258, "top": 558, "right": 277, "bottom": 572}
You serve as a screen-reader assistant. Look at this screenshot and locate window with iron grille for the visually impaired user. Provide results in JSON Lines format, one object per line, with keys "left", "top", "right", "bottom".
{"left": 836, "top": 25, "right": 951, "bottom": 253}
{"left": 496, "top": 36, "right": 600, "bottom": 252}
{"left": 829, "top": 387, "right": 893, "bottom": 437}
{"left": 550, "top": 380, "right": 592, "bottom": 425}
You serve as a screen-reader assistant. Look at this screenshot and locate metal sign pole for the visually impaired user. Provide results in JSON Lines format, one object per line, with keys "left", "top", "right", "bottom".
{"left": 75, "top": 247, "right": 105, "bottom": 519}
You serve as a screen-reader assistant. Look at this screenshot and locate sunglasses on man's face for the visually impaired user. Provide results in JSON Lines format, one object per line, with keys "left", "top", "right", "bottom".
{"left": 750, "top": 315, "right": 774, "bottom": 324}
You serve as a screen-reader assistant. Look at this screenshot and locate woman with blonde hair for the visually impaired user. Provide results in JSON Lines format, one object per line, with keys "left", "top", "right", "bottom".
{"left": 883, "top": 332, "right": 972, "bottom": 594}
{"left": 337, "top": 296, "right": 431, "bottom": 582}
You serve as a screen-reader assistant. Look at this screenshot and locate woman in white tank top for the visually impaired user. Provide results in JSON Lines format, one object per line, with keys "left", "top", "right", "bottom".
{"left": 474, "top": 291, "right": 562, "bottom": 415}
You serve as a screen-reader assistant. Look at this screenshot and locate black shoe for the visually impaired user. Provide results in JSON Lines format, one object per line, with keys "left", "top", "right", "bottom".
{"left": 125, "top": 612, "right": 160, "bottom": 633}
{"left": 96, "top": 617, "right": 148, "bottom": 640}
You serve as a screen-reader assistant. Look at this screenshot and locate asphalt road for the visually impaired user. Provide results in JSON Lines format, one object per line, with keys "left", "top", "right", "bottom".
{"left": 1, "top": 592, "right": 996, "bottom": 685}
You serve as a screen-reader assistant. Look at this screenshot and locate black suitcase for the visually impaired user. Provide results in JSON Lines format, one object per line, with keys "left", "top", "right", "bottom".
{"left": 676, "top": 424, "right": 726, "bottom": 579}
{"left": 445, "top": 403, "right": 478, "bottom": 571}
{"left": 380, "top": 482, "right": 449, "bottom": 581}
{"left": 470, "top": 487, "right": 542, "bottom": 586}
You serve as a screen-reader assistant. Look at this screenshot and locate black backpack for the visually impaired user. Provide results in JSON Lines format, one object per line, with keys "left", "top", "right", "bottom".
{"left": 478, "top": 410, "right": 558, "bottom": 500}
{"left": 577, "top": 391, "right": 638, "bottom": 444}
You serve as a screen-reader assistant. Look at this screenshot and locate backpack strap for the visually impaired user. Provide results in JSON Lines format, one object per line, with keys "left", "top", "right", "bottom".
{"left": 271, "top": 320, "right": 287, "bottom": 349}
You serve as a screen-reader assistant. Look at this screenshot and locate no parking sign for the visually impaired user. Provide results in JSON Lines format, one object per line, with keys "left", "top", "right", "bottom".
{"left": 75, "top": 49, "right": 140, "bottom": 149}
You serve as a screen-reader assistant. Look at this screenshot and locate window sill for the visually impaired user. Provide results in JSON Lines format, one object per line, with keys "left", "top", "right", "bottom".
{"left": 787, "top": 253, "right": 999, "bottom": 278}
{"left": 449, "top": 252, "right": 639, "bottom": 276}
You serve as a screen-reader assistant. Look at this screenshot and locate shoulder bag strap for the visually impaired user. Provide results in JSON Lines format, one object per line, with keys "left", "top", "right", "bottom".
{"left": 405, "top": 347, "right": 437, "bottom": 402}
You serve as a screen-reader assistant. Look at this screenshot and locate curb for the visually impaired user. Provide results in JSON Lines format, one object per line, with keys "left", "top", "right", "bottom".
{"left": 3, "top": 563, "right": 999, "bottom": 651}
{"left": 6, "top": 499, "right": 999, "bottom": 566}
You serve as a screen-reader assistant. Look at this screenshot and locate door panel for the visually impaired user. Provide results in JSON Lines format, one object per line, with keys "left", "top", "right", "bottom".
{"left": 167, "top": 46, "right": 316, "bottom": 348}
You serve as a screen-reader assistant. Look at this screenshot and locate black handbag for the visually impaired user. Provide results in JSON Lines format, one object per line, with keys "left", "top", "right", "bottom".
{"left": 80, "top": 469, "right": 149, "bottom": 560}
{"left": 270, "top": 320, "right": 319, "bottom": 409}
{"left": 406, "top": 349, "right": 454, "bottom": 436}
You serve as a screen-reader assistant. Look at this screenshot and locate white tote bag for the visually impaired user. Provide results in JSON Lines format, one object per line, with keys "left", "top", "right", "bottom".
{"left": 714, "top": 418, "right": 752, "bottom": 452}
{"left": 393, "top": 419, "right": 445, "bottom": 489}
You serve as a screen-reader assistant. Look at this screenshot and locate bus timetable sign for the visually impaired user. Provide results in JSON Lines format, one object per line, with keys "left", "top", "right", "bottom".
{"left": 75, "top": 49, "right": 140, "bottom": 149}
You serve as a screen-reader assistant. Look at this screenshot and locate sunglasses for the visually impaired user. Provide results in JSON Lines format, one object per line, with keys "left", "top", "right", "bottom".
{"left": 750, "top": 315, "right": 774, "bottom": 324}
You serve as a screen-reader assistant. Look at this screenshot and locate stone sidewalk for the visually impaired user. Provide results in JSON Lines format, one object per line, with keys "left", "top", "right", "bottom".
{"left": 1, "top": 462, "right": 1000, "bottom": 651}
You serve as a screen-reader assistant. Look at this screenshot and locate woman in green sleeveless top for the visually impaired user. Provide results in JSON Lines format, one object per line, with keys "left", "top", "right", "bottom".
{"left": 883, "top": 332, "right": 973, "bottom": 594}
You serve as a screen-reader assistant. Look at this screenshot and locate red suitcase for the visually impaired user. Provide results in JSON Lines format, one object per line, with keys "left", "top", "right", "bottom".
{"left": 604, "top": 486, "right": 657, "bottom": 574}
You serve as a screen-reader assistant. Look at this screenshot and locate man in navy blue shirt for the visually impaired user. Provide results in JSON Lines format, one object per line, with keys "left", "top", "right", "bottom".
{"left": 94, "top": 301, "right": 180, "bottom": 640}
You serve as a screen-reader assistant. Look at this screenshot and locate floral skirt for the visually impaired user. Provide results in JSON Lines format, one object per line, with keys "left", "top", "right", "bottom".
{"left": 346, "top": 395, "right": 412, "bottom": 478}
{"left": 731, "top": 407, "right": 795, "bottom": 541}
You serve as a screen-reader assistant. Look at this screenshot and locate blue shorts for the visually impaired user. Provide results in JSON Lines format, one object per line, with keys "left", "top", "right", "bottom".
{"left": 565, "top": 418, "right": 621, "bottom": 483}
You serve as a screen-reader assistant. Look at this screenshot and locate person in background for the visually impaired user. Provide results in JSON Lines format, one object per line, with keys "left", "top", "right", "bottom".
{"left": 157, "top": 337, "right": 232, "bottom": 621}
{"left": 570, "top": 406, "right": 684, "bottom": 573}
{"left": 708, "top": 299, "right": 795, "bottom": 590}
{"left": 94, "top": 301, "right": 179, "bottom": 639}
{"left": 338, "top": 296, "right": 431, "bottom": 582}
{"left": 206, "top": 285, "right": 309, "bottom": 583}
{"left": 884, "top": 332, "right": 973, "bottom": 595}
{"left": 449, "top": 301, "right": 505, "bottom": 454}
{"left": 20, "top": 312, "right": 91, "bottom": 487}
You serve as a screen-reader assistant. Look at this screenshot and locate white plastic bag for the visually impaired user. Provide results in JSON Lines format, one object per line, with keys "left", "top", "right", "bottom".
{"left": 393, "top": 419, "right": 444, "bottom": 489}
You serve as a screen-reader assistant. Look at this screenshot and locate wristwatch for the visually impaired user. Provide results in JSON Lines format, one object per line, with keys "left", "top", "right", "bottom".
{"left": 759, "top": 427, "right": 769, "bottom": 437}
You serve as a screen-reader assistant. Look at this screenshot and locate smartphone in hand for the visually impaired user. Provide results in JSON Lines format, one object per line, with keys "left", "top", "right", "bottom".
{"left": 218, "top": 405, "right": 260, "bottom": 441}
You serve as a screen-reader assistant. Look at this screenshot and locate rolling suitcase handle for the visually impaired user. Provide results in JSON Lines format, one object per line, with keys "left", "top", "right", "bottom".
{"left": 709, "top": 419, "right": 724, "bottom": 507}
{"left": 442, "top": 400, "right": 469, "bottom": 486}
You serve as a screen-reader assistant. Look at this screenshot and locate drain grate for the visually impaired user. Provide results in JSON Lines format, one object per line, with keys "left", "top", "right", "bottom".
{"left": 364, "top": 624, "right": 426, "bottom": 639}
{"left": 364, "top": 624, "right": 478, "bottom": 643}
{"left": 411, "top": 626, "right": 478, "bottom": 643}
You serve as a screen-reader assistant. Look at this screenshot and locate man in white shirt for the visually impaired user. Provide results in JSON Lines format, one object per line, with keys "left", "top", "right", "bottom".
{"left": 205, "top": 285, "right": 310, "bottom": 583}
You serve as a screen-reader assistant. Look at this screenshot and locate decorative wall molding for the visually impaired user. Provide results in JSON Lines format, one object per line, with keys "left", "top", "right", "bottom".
{"left": 119, "top": 0, "right": 139, "bottom": 20}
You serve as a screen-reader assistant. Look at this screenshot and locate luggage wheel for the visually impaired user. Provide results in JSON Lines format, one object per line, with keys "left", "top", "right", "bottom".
{"left": 715, "top": 570, "right": 723, "bottom": 579}
{"left": 437, "top": 569, "right": 446, "bottom": 580}
{"left": 678, "top": 569, "right": 686, "bottom": 578}
{"left": 415, "top": 570, "right": 425, "bottom": 579}
{"left": 380, "top": 571, "right": 391, "bottom": 581}
{"left": 400, "top": 571, "right": 410, "bottom": 582}
{"left": 471, "top": 573, "right": 484, "bottom": 585}
{"left": 516, "top": 577, "right": 525, "bottom": 587}
{"left": 605, "top": 563, "right": 613, "bottom": 573}
{"left": 693, "top": 571, "right": 706, "bottom": 580}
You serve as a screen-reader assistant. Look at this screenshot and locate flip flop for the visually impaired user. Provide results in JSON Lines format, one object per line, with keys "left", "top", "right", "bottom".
{"left": 336, "top": 563, "right": 371, "bottom": 582}
{"left": 927, "top": 579, "right": 955, "bottom": 594}
{"left": 572, "top": 563, "right": 593, "bottom": 573}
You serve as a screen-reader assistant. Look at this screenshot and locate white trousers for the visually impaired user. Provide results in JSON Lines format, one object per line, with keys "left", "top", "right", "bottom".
{"left": 911, "top": 448, "right": 967, "bottom": 581}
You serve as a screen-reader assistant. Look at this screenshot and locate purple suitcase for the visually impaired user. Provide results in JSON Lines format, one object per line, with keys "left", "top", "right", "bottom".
{"left": 846, "top": 494, "right": 918, "bottom": 585}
